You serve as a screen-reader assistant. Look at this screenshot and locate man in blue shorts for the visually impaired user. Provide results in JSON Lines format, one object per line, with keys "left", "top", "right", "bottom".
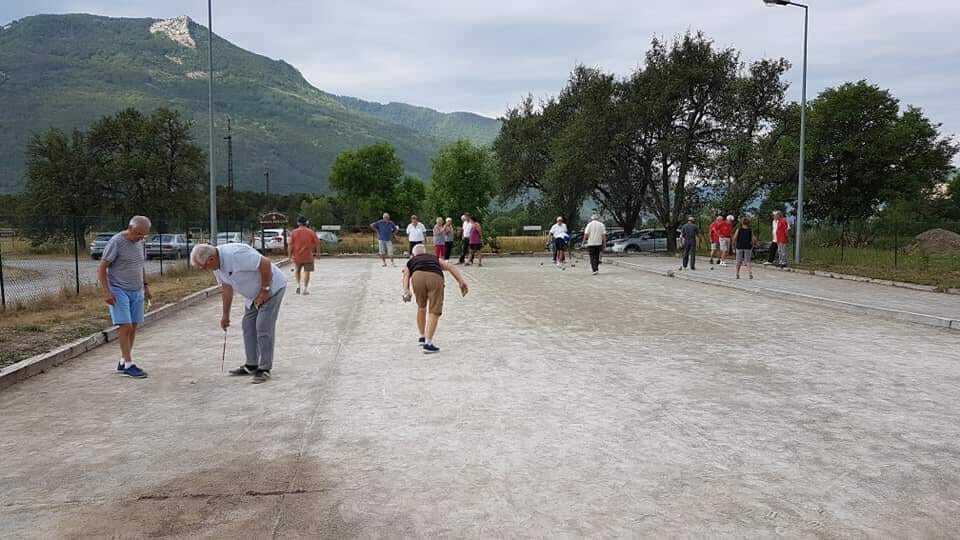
{"left": 97, "top": 215, "right": 152, "bottom": 378}
{"left": 370, "top": 212, "right": 398, "bottom": 267}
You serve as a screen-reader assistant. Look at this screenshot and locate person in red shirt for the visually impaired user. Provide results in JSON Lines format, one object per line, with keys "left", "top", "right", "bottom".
{"left": 288, "top": 216, "right": 321, "bottom": 295}
{"left": 774, "top": 212, "right": 791, "bottom": 267}
{"left": 717, "top": 215, "right": 734, "bottom": 267}
{"left": 708, "top": 215, "right": 723, "bottom": 266}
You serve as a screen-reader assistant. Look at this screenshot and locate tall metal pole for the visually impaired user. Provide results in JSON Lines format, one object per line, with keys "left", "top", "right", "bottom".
{"left": 796, "top": 3, "right": 808, "bottom": 264}
{"left": 207, "top": 0, "right": 218, "bottom": 245}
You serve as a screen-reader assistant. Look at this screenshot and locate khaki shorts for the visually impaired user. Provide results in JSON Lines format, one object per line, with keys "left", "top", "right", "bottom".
{"left": 295, "top": 262, "right": 315, "bottom": 272}
{"left": 719, "top": 238, "right": 731, "bottom": 252}
{"left": 411, "top": 271, "right": 444, "bottom": 316}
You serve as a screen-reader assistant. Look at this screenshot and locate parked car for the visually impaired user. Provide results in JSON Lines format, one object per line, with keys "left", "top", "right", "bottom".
{"left": 251, "top": 228, "right": 287, "bottom": 251}
{"left": 216, "top": 231, "right": 243, "bottom": 245}
{"left": 316, "top": 231, "right": 339, "bottom": 246}
{"left": 145, "top": 234, "right": 191, "bottom": 259}
{"left": 608, "top": 229, "right": 668, "bottom": 253}
{"left": 89, "top": 232, "right": 118, "bottom": 260}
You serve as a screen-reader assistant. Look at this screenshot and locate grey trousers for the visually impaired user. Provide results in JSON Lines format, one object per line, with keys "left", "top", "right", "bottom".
{"left": 242, "top": 287, "right": 285, "bottom": 371}
{"left": 777, "top": 242, "right": 790, "bottom": 266}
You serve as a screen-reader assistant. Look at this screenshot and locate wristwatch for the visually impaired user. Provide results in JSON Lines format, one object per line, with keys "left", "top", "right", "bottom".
{"left": 261, "top": 285, "right": 271, "bottom": 291}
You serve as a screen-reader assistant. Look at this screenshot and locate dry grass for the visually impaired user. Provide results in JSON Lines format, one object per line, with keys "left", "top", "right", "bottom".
{"left": 0, "top": 265, "right": 217, "bottom": 368}
{"left": 321, "top": 233, "right": 551, "bottom": 254}
{"left": 1, "top": 264, "right": 41, "bottom": 281}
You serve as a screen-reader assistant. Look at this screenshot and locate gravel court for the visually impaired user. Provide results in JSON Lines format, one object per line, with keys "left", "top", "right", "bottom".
{"left": 1, "top": 258, "right": 959, "bottom": 537}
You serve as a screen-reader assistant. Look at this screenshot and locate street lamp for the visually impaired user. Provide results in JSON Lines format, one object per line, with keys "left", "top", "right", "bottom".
{"left": 207, "top": 0, "right": 218, "bottom": 245}
{"left": 763, "top": 0, "right": 808, "bottom": 264}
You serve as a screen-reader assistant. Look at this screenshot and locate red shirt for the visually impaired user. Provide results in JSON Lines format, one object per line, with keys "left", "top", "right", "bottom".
{"left": 709, "top": 221, "right": 722, "bottom": 243}
{"left": 775, "top": 218, "right": 790, "bottom": 244}
{"left": 290, "top": 226, "right": 319, "bottom": 264}
{"left": 717, "top": 221, "right": 733, "bottom": 239}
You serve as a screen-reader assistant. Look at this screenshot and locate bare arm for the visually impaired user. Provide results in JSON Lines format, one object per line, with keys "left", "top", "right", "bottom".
{"left": 97, "top": 260, "right": 115, "bottom": 305}
{"left": 220, "top": 284, "right": 233, "bottom": 330}
{"left": 402, "top": 267, "right": 411, "bottom": 294}
{"left": 439, "top": 259, "right": 469, "bottom": 296}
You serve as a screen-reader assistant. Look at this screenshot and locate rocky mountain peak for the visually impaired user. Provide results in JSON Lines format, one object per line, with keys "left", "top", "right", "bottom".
{"left": 149, "top": 16, "right": 195, "bottom": 49}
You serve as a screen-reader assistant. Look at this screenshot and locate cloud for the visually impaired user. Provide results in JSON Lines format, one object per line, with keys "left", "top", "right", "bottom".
{"left": 2, "top": 0, "right": 959, "bottom": 145}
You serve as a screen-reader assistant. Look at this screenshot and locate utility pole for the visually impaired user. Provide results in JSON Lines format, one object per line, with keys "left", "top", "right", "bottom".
{"left": 223, "top": 116, "right": 233, "bottom": 220}
{"left": 206, "top": 0, "right": 218, "bottom": 245}
{"left": 264, "top": 170, "right": 270, "bottom": 207}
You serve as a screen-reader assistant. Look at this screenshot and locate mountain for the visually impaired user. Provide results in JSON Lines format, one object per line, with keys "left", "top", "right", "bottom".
{"left": 0, "top": 14, "right": 502, "bottom": 194}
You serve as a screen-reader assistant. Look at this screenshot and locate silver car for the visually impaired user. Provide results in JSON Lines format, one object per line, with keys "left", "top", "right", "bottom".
{"left": 608, "top": 229, "right": 668, "bottom": 253}
{"left": 89, "top": 232, "right": 118, "bottom": 260}
{"left": 145, "top": 234, "right": 191, "bottom": 259}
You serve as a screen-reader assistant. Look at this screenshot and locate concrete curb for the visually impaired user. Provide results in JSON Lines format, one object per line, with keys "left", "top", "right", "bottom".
{"left": 606, "top": 258, "right": 959, "bottom": 332}
{"left": 0, "top": 259, "right": 292, "bottom": 390}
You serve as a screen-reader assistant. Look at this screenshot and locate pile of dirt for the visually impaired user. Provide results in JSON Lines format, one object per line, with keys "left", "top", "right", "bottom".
{"left": 907, "top": 228, "right": 960, "bottom": 256}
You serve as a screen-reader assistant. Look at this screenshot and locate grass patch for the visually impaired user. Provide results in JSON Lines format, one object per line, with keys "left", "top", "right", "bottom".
{"left": 320, "top": 233, "right": 551, "bottom": 254}
{"left": 0, "top": 265, "right": 217, "bottom": 368}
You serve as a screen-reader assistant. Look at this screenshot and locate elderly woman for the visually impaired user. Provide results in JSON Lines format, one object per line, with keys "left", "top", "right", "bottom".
{"left": 190, "top": 242, "right": 287, "bottom": 384}
{"left": 402, "top": 244, "right": 469, "bottom": 354}
{"left": 433, "top": 217, "right": 447, "bottom": 258}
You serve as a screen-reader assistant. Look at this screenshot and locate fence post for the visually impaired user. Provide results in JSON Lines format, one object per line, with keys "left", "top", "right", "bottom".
{"left": 158, "top": 218, "right": 164, "bottom": 277}
{"left": 840, "top": 222, "right": 845, "bottom": 264}
{"left": 73, "top": 216, "right": 81, "bottom": 295}
{"left": 0, "top": 236, "right": 6, "bottom": 310}
{"left": 894, "top": 228, "right": 899, "bottom": 268}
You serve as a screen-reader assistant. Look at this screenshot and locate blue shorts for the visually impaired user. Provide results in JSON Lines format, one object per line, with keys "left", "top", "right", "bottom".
{"left": 108, "top": 287, "right": 145, "bottom": 326}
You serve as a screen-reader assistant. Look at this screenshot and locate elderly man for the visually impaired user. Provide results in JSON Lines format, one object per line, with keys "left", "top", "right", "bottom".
{"left": 402, "top": 244, "right": 469, "bottom": 354}
{"left": 191, "top": 242, "right": 287, "bottom": 384}
{"left": 98, "top": 216, "right": 152, "bottom": 378}
{"left": 406, "top": 215, "right": 426, "bottom": 254}
{"left": 370, "top": 213, "right": 398, "bottom": 267}
{"left": 456, "top": 214, "right": 473, "bottom": 265}
{"left": 583, "top": 214, "right": 607, "bottom": 275}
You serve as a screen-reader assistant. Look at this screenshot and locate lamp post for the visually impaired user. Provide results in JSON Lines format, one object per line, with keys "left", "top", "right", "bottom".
{"left": 207, "top": 0, "right": 218, "bottom": 245}
{"left": 763, "top": 0, "right": 807, "bottom": 263}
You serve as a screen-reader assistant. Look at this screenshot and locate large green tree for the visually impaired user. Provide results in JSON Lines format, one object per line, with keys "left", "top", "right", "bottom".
{"left": 427, "top": 139, "right": 497, "bottom": 221}
{"left": 328, "top": 142, "right": 408, "bottom": 224}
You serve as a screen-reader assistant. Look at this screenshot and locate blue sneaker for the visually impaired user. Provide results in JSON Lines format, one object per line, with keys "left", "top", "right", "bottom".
{"left": 116, "top": 361, "right": 124, "bottom": 372}
{"left": 121, "top": 364, "right": 148, "bottom": 378}
{"left": 422, "top": 343, "right": 440, "bottom": 354}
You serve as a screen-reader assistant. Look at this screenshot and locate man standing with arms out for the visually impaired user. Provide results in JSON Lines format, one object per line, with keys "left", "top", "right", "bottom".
{"left": 679, "top": 216, "right": 699, "bottom": 271}
{"left": 98, "top": 216, "right": 152, "bottom": 379}
{"left": 402, "top": 244, "right": 469, "bottom": 354}
{"left": 457, "top": 214, "right": 473, "bottom": 265}
{"left": 717, "top": 214, "right": 735, "bottom": 266}
{"left": 549, "top": 216, "right": 568, "bottom": 268}
{"left": 774, "top": 211, "right": 791, "bottom": 268}
{"left": 583, "top": 214, "right": 607, "bottom": 275}
{"left": 370, "top": 213, "right": 398, "bottom": 267}
{"left": 191, "top": 242, "right": 287, "bottom": 384}
{"left": 406, "top": 215, "right": 426, "bottom": 255}
{"left": 709, "top": 215, "right": 723, "bottom": 267}
{"left": 289, "top": 216, "right": 320, "bottom": 295}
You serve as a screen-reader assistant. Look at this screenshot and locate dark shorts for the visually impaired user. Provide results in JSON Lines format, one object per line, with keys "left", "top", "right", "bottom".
{"left": 469, "top": 243, "right": 482, "bottom": 252}
{"left": 553, "top": 237, "right": 567, "bottom": 251}
{"left": 409, "top": 241, "right": 423, "bottom": 252}
{"left": 295, "top": 262, "right": 315, "bottom": 272}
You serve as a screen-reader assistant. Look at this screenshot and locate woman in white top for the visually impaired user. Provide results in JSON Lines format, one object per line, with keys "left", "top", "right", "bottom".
{"left": 549, "top": 216, "right": 569, "bottom": 266}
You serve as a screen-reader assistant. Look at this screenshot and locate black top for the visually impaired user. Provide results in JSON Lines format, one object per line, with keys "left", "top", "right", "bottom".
{"left": 406, "top": 254, "right": 444, "bottom": 277}
{"left": 735, "top": 228, "right": 754, "bottom": 250}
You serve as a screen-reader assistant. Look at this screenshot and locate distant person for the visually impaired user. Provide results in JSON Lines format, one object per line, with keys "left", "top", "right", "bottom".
{"left": 457, "top": 214, "right": 473, "bottom": 265}
{"left": 467, "top": 217, "right": 484, "bottom": 267}
{"left": 549, "top": 216, "right": 569, "bottom": 267}
{"left": 370, "top": 213, "right": 398, "bottom": 267}
{"left": 679, "top": 216, "right": 698, "bottom": 271}
{"left": 406, "top": 215, "right": 427, "bottom": 254}
{"left": 774, "top": 211, "right": 791, "bottom": 268}
{"left": 443, "top": 218, "right": 455, "bottom": 261}
{"left": 191, "top": 242, "right": 287, "bottom": 384}
{"left": 709, "top": 215, "right": 723, "bottom": 266}
{"left": 583, "top": 214, "right": 607, "bottom": 275}
{"left": 433, "top": 217, "right": 447, "bottom": 258}
{"left": 718, "top": 215, "right": 735, "bottom": 266}
{"left": 288, "top": 216, "right": 320, "bottom": 295}
{"left": 733, "top": 216, "right": 758, "bottom": 279}
{"left": 97, "top": 215, "right": 152, "bottom": 379}
{"left": 401, "top": 244, "right": 470, "bottom": 354}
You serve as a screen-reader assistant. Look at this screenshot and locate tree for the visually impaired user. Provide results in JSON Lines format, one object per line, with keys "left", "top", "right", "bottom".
{"left": 644, "top": 32, "right": 740, "bottom": 251}
{"left": 395, "top": 175, "right": 427, "bottom": 220}
{"left": 328, "top": 142, "right": 406, "bottom": 224}
{"left": 427, "top": 139, "right": 497, "bottom": 221}
{"left": 300, "top": 196, "right": 335, "bottom": 226}
{"left": 782, "top": 81, "right": 958, "bottom": 224}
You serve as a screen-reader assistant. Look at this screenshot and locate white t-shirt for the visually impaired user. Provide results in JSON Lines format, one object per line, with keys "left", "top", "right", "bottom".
{"left": 406, "top": 222, "right": 426, "bottom": 242}
{"left": 214, "top": 243, "right": 287, "bottom": 308}
{"left": 583, "top": 220, "right": 607, "bottom": 246}
{"left": 549, "top": 223, "right": 568, "bottom": 239}
{"left": 462, "top": 221, "right": 474, "bottom": 239}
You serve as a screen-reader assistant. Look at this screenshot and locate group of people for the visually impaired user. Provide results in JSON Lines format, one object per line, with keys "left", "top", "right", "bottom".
{"left": 369, "top": 213, "right": 486, "bottom": 268}
{"left": 678, "top": 211, "right": 793, "bottom": 279}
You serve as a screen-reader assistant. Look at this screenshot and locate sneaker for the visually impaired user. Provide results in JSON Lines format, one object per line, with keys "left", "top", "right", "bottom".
{"left": 121, "top": 364, "right": 148, "bottom": 378}
{"left": 592, "top": 270, "right": 598, "bottom": 275}
{"left": 228, "top": 365, "right": 257, "bottom": 376}
{"left": 252, "top": 370, "right": 271, "bottom": 384}
{"left": 116, "top": 361, "right": 125, "bottom": 372}
{"left": 749, "top": 273, "right": 754, "bottom": 279}
{"left": 422, "top": 343, "right": 440, "bottom": 354}
{"left": 302, "top": 290, "right": 310, "bottom": 296}
{"left": 418, "top": 337, "right": 426, "bottom": 346}
{"left": 295, "top": 287, "right": 301, "bottom": 295}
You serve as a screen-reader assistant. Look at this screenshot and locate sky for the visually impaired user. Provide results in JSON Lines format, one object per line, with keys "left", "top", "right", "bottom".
{"left": 2, "top": 0, "right": 958, "bottom": 144}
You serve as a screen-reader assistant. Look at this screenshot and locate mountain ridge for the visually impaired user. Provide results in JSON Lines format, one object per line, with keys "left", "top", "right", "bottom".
{"left": 0, "top": 13, "right": 501, "bottom": 194}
